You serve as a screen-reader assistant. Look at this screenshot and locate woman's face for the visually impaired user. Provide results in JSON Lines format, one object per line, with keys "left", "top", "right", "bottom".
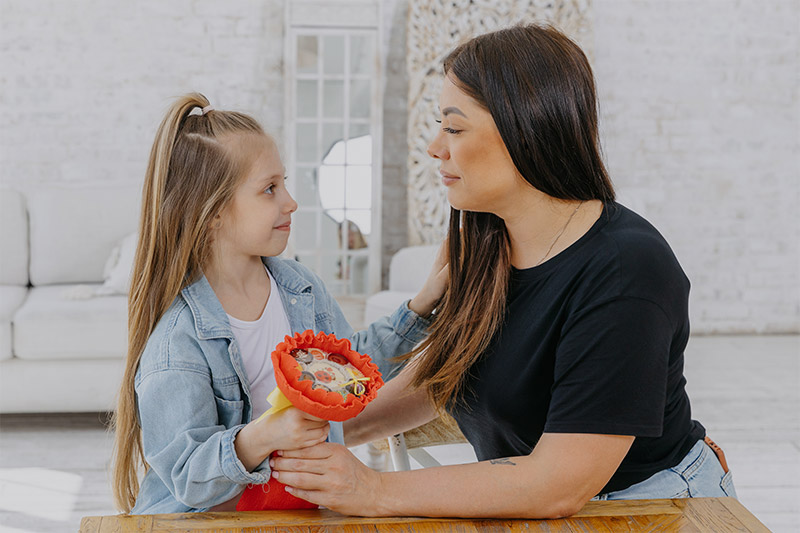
{"left": 427, "top": 75, "right": 527, "bottom": 216}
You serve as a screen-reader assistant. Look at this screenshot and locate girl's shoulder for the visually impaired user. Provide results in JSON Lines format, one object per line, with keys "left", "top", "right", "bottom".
{"left": 136, "top": 294, "right": 213, "bottom": 381}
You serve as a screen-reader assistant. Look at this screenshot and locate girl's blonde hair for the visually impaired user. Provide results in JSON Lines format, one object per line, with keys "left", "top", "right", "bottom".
{"left": 111, "top": 93, "right": 264, "bottom": 513}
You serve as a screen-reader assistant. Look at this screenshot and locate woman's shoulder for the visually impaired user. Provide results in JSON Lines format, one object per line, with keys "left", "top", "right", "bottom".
{"left": 585, "top": 203, "right": 690, "bottom": 305}
{"left": 600, "top": 204, "right": 685, "bottom": 272}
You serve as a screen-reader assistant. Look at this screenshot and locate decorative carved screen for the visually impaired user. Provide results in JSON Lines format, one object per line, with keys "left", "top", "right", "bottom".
{"left": 406, "top": 0, "right": 593, "bottom": 244}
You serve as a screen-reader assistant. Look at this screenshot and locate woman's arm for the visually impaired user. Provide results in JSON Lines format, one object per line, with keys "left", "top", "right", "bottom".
{"left": 344, "top": 359, "right": 438, "bottom": 447}
{"left": 271, "top": 432, "right": 634, "bottom": 518}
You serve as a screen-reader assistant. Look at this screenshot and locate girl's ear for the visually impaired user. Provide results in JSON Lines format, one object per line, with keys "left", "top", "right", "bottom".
{"left": 210, "top": 214, "right": 222, "bottom": 230}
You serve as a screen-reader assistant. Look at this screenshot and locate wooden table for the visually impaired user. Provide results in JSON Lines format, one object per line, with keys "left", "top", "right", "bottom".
{"left": 79, "top": 498, "right": 770, "bottom": 532}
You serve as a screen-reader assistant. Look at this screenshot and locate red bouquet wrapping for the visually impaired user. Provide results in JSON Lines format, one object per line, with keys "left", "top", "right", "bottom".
{"left": 236, "top": 330, "right": 384, "bottom": 511}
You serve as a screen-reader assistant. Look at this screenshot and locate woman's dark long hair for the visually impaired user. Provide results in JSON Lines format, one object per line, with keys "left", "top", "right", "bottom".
{"left": 407, "top": 24, "right": 615, "bottom": 410}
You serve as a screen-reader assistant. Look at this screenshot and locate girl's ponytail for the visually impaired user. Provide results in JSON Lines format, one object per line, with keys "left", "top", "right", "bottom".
{"left": 111, "top": 93, "right": 262, "bottom": 513}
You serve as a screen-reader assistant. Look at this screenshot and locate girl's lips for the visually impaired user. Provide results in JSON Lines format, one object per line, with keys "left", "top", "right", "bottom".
{"left": 275, "top": 222, "right": 291, "bottom": 231}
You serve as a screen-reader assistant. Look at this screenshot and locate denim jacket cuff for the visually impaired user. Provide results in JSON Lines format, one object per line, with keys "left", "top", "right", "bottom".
{"left": 328, "top": 421, "right": 345, "bottom": 445}
{"left": 220, "top": 425, "right": 272, "bottom": 484}
{"left": 393, "top": 300, "right": 432, "bottom": 343}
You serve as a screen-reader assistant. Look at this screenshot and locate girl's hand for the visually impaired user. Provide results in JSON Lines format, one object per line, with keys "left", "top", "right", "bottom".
{"left": 234, "top": 407, "right": 330, "bottom": 471}
{"left": 408, "top": 240, "right": 449, "bottom": 318}
{"left": 269, "top": 442, "right": 386, "bottom": 517}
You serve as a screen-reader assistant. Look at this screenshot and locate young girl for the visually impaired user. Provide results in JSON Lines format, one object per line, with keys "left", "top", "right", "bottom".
{"left": 110, "top": 94, "right": 446, "bottom": 514}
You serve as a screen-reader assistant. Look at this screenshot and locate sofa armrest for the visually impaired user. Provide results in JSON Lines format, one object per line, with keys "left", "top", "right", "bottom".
{"left": 388, "top": 245, "right": 439, "bottom": 292}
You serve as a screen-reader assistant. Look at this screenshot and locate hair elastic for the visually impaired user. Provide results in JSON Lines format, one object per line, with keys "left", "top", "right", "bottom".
{"left": 201, "top": 105, "right": 214, "bottom": 115}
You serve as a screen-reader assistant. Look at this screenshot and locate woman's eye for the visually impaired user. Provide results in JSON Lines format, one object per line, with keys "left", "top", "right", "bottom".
{"left": 435, "top": 119, "right": 460, "bottom": 134}
{"left": 265, "top": 184, "right": 275, "bottom": 195}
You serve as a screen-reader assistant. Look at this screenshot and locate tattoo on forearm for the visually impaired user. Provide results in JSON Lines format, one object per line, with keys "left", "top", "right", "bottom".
{"left": 489, "top": 458, "right": 516, "bottom": 466}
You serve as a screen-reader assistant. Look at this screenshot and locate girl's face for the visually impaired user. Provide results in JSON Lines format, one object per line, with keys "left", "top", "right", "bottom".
{"left": 216, "top": 134, "right": 298, "bottom": 259}
{"left": 427, "top": 76, "right": 527, "bottom": 217}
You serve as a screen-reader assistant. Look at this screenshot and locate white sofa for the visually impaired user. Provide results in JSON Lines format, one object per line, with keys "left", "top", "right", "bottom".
{"left": 363, "top": 245, "right": 439, "bottom": 325}
{"left": 0, "top": 185, "right": 139, "bottom": 413}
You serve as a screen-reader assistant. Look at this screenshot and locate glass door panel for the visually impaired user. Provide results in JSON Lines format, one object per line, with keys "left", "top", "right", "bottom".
{"left": 288, "top": 27, "right": 380, "bottom": 296}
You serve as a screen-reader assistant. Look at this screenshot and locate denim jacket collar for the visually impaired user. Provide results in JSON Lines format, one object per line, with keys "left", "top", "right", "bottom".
{"left": 181, "top": 257, "right": 314, "bottom": 341}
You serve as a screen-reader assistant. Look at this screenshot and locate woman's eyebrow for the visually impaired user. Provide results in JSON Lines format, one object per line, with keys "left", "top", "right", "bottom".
{"left": 441, "top": 106, "right": 468, "bottom": 118}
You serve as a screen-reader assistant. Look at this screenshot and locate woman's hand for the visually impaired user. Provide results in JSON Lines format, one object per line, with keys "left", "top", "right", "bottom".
{"left": 270, "top": 442, "right": 386, "bottom": 516}
{"left": 234, "top": 407, "right": 330, "bottom": 472}
{"left": 408, "top": 240, "right": 449, "bottom": 318}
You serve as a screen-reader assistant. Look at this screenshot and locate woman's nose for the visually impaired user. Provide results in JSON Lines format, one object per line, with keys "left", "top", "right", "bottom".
{"left": 427, "top": 132, "right": 449, "bottom": 160}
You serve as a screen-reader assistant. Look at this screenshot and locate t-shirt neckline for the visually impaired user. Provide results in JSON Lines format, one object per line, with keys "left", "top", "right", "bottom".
{"left": 511, "top": 201, "right": 617, "bottom": 281}
{"left": 226, "top": 266, "right": 280, "bottom": 329}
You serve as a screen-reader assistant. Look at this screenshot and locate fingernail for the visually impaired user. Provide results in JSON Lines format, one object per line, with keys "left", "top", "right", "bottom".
{"left": 285, "top": 486, "right": 293, "bottom": 493}
{"left": 276, "top": 450, "right": 283, "bottom": 456}
{"left": 269, "top": 459, "right": 275, "bottom": 467}
{"left": 272, "top": 471, "right": 279, "bottom": 479}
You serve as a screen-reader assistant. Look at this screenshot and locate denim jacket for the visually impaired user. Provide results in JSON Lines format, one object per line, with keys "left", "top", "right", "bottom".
{"left": 131, "top": 257, "right": 430, "bottom": 514}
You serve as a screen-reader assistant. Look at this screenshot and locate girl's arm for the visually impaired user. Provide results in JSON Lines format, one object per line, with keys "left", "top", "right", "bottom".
{"left": 329, "top": 242, "right": 448, "bottom": 377}
{"left": 271, "top": 432, "right": 634, "bottom": 519}
{"left": 136, "top": 366, "right": 267, "bottom": 509}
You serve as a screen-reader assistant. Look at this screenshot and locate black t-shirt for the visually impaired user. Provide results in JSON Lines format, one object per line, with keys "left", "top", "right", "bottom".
{"left": 450, "top": 202, "right": 705, "bottom": 494}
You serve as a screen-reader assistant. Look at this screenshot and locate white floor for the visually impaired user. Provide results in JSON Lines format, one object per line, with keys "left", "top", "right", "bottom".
{"left": 0, "top": 334, "right": 797, "bottom": 532}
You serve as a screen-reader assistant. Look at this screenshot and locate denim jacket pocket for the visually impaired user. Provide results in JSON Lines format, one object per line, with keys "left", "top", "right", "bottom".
{"left": 214, "top": 396, "right": 244, "bottom": 428}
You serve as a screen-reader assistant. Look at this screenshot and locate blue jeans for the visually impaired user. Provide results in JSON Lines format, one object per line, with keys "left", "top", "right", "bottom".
{"left": 594, "top": 439, "right": 737, "bottom": 500}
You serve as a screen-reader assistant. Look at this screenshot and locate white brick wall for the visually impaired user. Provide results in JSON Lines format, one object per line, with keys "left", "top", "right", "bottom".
{"left": 0, "top": 0, "right": 285, "bottom": 194}
{"left": 593, "top": 0, "right": 799, "bottom": 333}
{"left": 1, "top": 0, "right": 797, "bottom": 333}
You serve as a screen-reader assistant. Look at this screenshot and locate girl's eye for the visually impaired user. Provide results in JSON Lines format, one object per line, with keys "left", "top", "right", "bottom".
{"left": 265, "top": 184, "right": 275, "bottom": 195}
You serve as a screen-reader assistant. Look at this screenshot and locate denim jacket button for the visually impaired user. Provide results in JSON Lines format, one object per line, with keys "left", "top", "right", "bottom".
{"left": 290, "top": 298, "right": 297, "bottom": 305}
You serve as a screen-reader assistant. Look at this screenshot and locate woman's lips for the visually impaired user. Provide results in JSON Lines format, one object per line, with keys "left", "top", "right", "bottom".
{"left": 440, "top": 171, "right": 461, "bottom": 186}
{"left": 275, "top": 222, "right": 291, "bottom": 231}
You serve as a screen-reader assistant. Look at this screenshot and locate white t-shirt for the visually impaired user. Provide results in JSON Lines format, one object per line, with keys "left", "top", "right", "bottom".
{"left": 226, "top": 267, "right": 291, "bottom": 418}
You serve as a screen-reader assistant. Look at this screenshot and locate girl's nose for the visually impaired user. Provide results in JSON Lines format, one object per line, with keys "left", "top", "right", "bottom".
{"left": 427, "top": 132, "right": 449, "bottom": 160}
{"left": 284, "top": 190, "right": 298, "bottom": 214}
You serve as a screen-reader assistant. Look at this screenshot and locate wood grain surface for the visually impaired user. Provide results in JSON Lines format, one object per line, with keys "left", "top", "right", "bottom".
{"left": 79, "top": 498, "right": 770, "bottom": 532}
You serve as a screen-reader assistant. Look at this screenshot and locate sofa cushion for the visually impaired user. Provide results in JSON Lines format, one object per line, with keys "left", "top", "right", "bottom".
{"left": 0, "top": 358, "right": 126, "bottom": 413}
{"left": 0, "top": 286, "right": 28, "bottom": 361}
{"left": 13, "top": 285, "right": 127, "bottom": 361}
{"left": 28, "top": 184, "right": 140, "bottom": 286}
{"left": 388, "top": 245, "right": 439, "bottom": 292}
{"left": 364, "top": 290, "right": 415, "bottom": 325}
{"left": 0, "top": 189, "right": 29, "bottom": 286}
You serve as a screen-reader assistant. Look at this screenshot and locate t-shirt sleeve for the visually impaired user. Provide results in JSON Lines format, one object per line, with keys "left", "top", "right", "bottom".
{"left": 543, "top": 296, "right": 673, "bottom": 437}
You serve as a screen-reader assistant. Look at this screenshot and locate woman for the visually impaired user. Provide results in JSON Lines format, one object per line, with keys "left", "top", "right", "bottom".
{"left": 269, "top": 23, "right": 736, "bottom": 518}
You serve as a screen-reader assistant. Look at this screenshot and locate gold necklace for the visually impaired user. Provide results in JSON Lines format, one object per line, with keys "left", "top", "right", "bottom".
{"left": 535, "top": 201, "right": 584, "bottom": 266}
